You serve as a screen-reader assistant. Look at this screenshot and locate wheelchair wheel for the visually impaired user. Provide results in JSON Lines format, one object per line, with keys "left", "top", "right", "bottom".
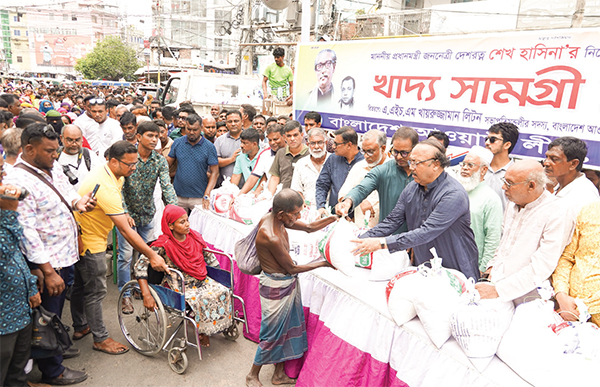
{"left": 168, "top": 348, "right": 188, "bottom": 374}
{"left": 118, "top": 280, "right": 167, "bottom": 356}
{"left": 223, "top": 321, "right": 240, "bottom": 341}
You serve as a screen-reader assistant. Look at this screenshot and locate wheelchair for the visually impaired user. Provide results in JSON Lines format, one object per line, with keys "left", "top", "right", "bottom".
{"left": 117, "top": 248, "right": 248, "bottom": 374}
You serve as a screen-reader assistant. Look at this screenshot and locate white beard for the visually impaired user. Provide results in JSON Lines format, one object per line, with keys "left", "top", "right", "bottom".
{"left": 366, "top": 153, "right": 383, "bottom": 168}
{"left": 456, "top": 173, "right": 481, "bottom": 192}
{"left": 310, "top": 149, "right": 326, "bottom": 158}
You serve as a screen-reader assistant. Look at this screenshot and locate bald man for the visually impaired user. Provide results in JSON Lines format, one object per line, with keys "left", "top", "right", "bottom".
{"left": 58, "top": 125, "right": 103, "bottom": 190}
{"left": 202, "top": 116, "right": 217, "bottom": 143}
{"left": 476, "top": 160, "right": 575, "bottom": 305}
{"left": 354, "top": 139, "right": 480, "bottom": 280}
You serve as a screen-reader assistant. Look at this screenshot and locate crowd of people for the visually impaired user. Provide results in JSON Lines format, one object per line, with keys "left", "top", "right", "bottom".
{"left": 2, "top": 64, "right": 600, "bottom": 387}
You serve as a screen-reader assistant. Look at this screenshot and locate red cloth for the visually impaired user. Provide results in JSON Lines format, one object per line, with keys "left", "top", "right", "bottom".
{"left": 151, "top": 205, "right": 208, "bottom": 280}
{"left": 82, "top": 136, "right": 91, "bottom": 150}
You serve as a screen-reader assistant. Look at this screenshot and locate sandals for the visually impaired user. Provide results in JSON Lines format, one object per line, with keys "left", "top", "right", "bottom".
{"left": 92, "top": 338, "right": 129, "bottom": 355}
{"left": 72, "top": 327, "right": 91, "bottom": 340}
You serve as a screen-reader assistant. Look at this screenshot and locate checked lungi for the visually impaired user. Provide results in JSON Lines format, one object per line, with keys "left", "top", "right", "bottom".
{"left": 253, "top": 271, "right": 308, "bottom": 365}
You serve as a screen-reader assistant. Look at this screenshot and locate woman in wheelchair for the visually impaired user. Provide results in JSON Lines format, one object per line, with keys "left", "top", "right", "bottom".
{"left": 133, "top": 205, "right": 232, "bottom": 347}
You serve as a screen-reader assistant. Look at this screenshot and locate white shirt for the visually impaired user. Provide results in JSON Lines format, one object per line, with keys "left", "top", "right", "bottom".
{"left": 484, "top": 158, "right": 514, "bottom": 211}
{"left": 57, "top": 149, "right": 103, "bottom": 191}
{"left": 73, "top": 113, "right": 123, "bottom": 157}
{"left": 5, "top": 157, "right": 81, "bottom": 268}
{"left": 251, "top": 148, "right": 276, "bottom": 181}
{"left": 488, "top": 190, "right": 575, "bottom": 304}
{"left": 553, "top": 173, "right": 600, "bottom": 219}
{"left": 338, "top": 157, "right": 388, "bottom": 228}
{"left": 291, "top": 154, "right": 330, "bottom": 206}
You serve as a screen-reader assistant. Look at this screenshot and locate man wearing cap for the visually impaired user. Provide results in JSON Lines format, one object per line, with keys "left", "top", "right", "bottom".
{"left": 454, "top": 146, "right": 503, "bottom": 274}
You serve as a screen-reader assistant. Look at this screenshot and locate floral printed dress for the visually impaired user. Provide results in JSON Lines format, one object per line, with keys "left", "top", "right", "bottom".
{"left": 134, "top": 246, "right": 233, "bottom": 335}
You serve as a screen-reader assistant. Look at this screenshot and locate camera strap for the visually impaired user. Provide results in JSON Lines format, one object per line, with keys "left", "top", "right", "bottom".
{"left": 57, "top": 147, "right": 91, "bottom": 171}
{"left": 14, "top": 163, "right": 74, "bottom": 214}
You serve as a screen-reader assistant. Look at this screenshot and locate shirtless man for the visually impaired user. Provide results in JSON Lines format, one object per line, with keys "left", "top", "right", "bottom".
{"left": 246, "top": 189, "right": 338, "bottom": 387}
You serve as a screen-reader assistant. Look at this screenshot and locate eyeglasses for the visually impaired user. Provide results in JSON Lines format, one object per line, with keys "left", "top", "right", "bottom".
{"left": 88, "top": 98, "right": 105, "bottom": 105}
{"left": 308, "top": 141, "right": 325, "bottom": 147}
{"left": 501, "top": 177, "right": 528, "bottom": 189}
{"left": 314, "top": 60, "right": 336, "bottom": 72}
{"left": 117, "top": 159, "right": 138, "bottom": 169}
{"left": 361, "top": 148, "right": 378, "bottom": 157}
{"left": 459, "top": 162, "right": 481, "bottom": 169}
{"left": 63, "top": 137, "right": 83, "bottom": 145}
{"left": 333, "top": 141, "right": 348, "bottom": 148}
{"left": 407, "top": 158, "right": 436, "bottom": 168}
{"left": 485, "top": 136, "right": 503, "bottom": 144}
{"left": 391, "top": 149, "right": 410, "bottom": 158}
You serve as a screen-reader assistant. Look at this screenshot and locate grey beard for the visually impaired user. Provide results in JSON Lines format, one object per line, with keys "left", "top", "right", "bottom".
{"left": 310, "top": 149, "right": 326, "bottom": 158}
{"left": 367, "top": 153, "right": 383, "bottom": 168}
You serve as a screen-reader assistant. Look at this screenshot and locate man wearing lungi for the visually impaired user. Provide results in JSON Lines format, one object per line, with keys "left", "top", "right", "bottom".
{"left": 246, "top": 189, "right": 339, "bottom": 387}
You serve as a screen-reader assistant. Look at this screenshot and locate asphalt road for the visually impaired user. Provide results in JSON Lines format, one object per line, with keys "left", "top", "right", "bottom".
{"left": 28, "top": 256, "right": 282, "bottom": 387}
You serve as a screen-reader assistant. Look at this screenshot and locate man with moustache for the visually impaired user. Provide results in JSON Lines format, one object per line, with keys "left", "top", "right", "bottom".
{"left": 239, "top": 123, "right": 287, "bottom": 195}
{"left": 291, "top": 128, "right": 329, "bottom": 206}
{"left": 215, "top": 110, "right": 243, "bottom": 187}
{"left": 336, "top": 127, "right": 417, "bottom": 234}
{"left": 210, "top": 105, "right": 220, "bottom": 119}
{"left": 455, "top": 146, "right": 503, "bottom": 275}
{"left": 353, "top": 139, "right": 480, "bottom": 280}
{"left": 307, "top": 49, "right": 337, "bottom": 109}
{"left": 267, "top": 121, "right": 309, "bottom": 195}
{"left": 231, "top": 129, "right": 262, "bottom": 191}
{"left": 73, "top": 98, "right": 122, "bottom": 157}
{"left": 338, "top": 129, "right": 388, "bottom": 227}
{"left": 202, "top": 115, "right": 218, "bottom": 143}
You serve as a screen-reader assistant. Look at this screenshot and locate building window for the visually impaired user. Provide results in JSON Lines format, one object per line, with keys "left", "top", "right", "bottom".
{"left": 13, "top": 29, "right": 20, "bottom": 36}
{"left": 17, "top": 56, "right": 22, "bottom": 63}
{"left": 13, "top": 15, "right": 20, "bottom": 22}
{"left": 92, "top": 15, "right": 97, "bottom": 23}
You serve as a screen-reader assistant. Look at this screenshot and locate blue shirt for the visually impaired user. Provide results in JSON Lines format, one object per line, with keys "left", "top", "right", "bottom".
{"left": 168, "top": 135, "right": 218, "bottom": 198}
{"left": 0, "top": 209, "right": 38, "bottom": 335}
{"left": 361, "top": 171, "right": 480, "bottom": 280}
{"left": 315, "top": 152, "right": 365, "bottom": 210}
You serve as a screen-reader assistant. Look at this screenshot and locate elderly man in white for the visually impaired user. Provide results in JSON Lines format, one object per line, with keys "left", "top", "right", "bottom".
{"left": 290, "top": 127, "right": 329, "bottom": 206}
{"left": 338, "top": 129, "right": 388, "bottom": 228}
{"left": 455, "top": 146, "right": 503, "bottom": 275}
{"left": 476, "top": 160, "right": 575, "bottom": 305}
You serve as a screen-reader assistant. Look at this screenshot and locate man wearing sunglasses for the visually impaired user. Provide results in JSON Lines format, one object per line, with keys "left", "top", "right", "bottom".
{"left": 484, "top": 122, "right": 520, "bottom": 210}
{"left": 73, "top": 97, "right": 123, "bottom": 158}
{"left": 336, "top": 127, "right": 417, "bottom": 233}
{"left": 352, "top": 139, "right": 480, "bottom": 280}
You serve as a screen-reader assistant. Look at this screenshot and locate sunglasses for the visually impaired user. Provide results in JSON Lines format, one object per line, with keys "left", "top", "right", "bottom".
{"left": 485, "top": 136, "right": 503, "bottom": 144}
{"left": 88, "top": 98, "right": 105, "bottom": 105}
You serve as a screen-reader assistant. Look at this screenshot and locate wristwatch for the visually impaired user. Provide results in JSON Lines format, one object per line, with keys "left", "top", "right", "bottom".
{"left": 203, "top": 195, "right": 209, "bottom": 200}
{"left": 379, "top": 238, "right": 386, "bottom": 249}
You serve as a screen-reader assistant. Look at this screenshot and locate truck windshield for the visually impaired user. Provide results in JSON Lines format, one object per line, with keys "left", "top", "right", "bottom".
{"left": 163, "top": 78, "right": 180, "bottom": 105}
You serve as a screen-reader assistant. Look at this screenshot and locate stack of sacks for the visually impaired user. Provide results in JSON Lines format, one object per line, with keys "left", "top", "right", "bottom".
{"left": 367, "top": 249, "right": 410, "bottom": 281}
{"left": 450, "top": 279, "right": 514, "bottom": 371}
{"left": 496, "top": 282, "right": 600, "bottom": 386}
{"left": 386, "top": 253, "right": 468, "bottom": 348}
{"left": 210, "top": 178, "right": 239, "bottom": 217}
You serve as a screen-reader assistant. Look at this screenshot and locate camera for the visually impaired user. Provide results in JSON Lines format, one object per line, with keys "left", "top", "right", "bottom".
{"left": 62, "top": 165, "right": 79, "bottom": 186}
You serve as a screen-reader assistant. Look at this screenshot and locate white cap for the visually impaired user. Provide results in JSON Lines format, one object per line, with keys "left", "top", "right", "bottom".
{"left": 468, "top": 145, "right": 493, "bottom": 166}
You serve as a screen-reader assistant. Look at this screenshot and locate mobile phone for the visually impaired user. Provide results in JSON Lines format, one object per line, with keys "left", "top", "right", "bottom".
{"left": 90, "top": 184, "right": 100, "bottom": 199}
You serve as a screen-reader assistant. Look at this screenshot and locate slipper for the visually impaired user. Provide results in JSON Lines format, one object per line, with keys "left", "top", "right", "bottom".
{"left": 72, "top": 327, "right": 91, "bottom": 340}
{"left": 92, "top": 338, "right": 129, "bottom": 355}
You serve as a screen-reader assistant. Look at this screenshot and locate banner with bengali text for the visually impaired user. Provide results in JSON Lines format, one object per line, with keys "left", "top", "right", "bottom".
{"left": 293, "top": 28, "right": 600, "bottom": 167}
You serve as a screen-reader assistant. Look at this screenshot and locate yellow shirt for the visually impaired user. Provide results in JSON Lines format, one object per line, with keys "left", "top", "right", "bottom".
{"left": 552, "top": 201, "right": 600, "bottom": 317}
{"left": 75, "top": 164, "right": 125, "bottom": 254}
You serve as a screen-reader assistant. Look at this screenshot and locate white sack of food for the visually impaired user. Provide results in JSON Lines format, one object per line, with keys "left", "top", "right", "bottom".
{"left": 386, "top": 267, "right": 420, "bottom": 326}
{"left": 210, "top": 178, "right": 239, "bottom": 217}
{"left": 317, "top": 219, "right": 359, "bottom": 276}
{"left": 369, "top": 249, "right": 410, "bottom": 282}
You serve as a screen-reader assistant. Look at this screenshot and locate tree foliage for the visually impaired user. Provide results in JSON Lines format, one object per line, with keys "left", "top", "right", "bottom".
{"left": 75, "top": 36, "right": 142, "bottom": 81}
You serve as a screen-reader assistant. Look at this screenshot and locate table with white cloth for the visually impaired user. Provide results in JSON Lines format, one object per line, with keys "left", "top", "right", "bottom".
{"left": 188, "top": 207, "right": 531, "bottom": 387}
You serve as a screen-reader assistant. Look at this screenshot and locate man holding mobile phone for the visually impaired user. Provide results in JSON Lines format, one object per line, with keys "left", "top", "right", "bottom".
{"left": 4, "top": 123, "right": 96, "bottom": 385}
{"left": 73, "top": 141, "right": 170, "bottom": 357}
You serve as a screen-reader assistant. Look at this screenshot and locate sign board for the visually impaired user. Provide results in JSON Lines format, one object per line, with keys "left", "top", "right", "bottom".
{"left": 34, "top": 34, "right": 92, "bottom": 67}
{"left": 294, "top": 28, "right": 600, "bottom": 167}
